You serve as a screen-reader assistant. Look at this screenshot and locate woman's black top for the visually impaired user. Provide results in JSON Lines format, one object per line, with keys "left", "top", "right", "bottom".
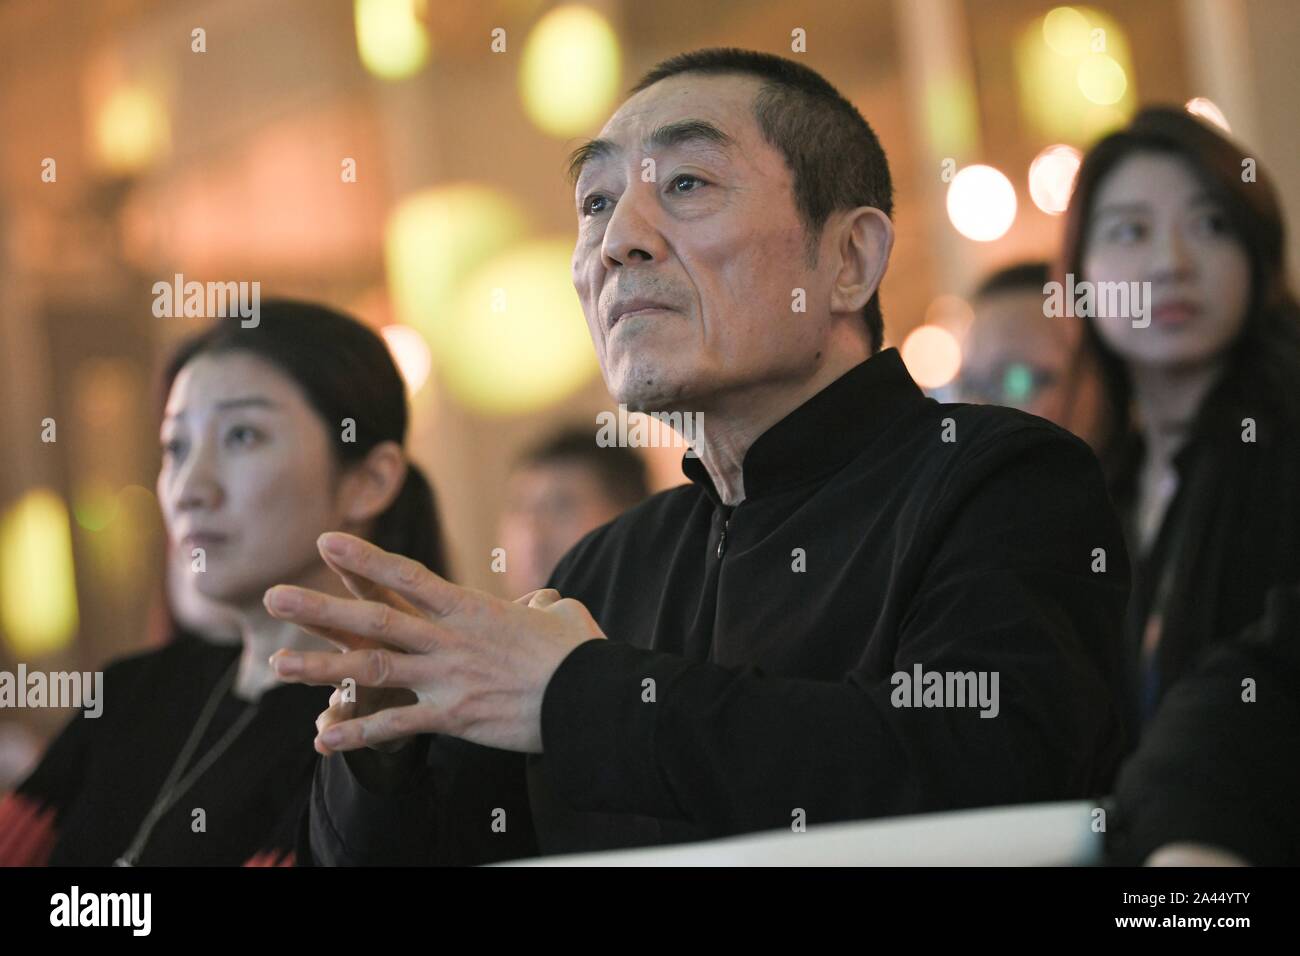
{"left": 1111, "top": 371, "right": 1300, "bottom": 745}
{"left": 0, "top": 636, "right": 329, "bottom": 866}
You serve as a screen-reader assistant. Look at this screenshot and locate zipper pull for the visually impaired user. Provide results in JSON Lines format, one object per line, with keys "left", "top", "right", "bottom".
{"left": 716, "top": 516, "right": 729, "bottom": 558}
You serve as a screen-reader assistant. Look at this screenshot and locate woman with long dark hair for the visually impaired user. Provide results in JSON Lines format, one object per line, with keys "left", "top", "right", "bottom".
{"left": 1059, "top": 106, "right": 1300, "bottom": 745}
{"left": 0, "top": 300, "right": 447, "bottom": 865}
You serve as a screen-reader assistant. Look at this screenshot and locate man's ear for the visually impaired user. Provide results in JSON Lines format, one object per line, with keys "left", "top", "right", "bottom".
{"left": 829, "top": 206, "right": 894, "bottom": 316}
{"left": 338, "top": 440, "right": 407, "bottom": 525}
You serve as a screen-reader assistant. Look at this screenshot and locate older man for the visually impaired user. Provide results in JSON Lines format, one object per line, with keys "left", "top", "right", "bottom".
{"left": 267, "top": 49, "right": 1129, "bottom": 863}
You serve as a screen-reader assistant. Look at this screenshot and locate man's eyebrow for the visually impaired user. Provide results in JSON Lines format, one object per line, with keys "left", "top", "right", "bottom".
{"left": 566, "top": 119, "right": 735, "bottom": 185}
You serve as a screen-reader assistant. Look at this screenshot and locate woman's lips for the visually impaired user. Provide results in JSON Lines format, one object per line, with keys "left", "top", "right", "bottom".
{"left": 180, "top": 532, "right": 229, "bottom": 550}
{"left": 1151, "top": 302, "right": 1200, "bottom": 326}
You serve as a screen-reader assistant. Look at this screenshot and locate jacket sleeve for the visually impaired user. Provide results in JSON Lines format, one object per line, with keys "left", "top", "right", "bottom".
{"left": 1108, "top": 585, "right": 1300, "bottom": 865}
{"left": 307, "top": 734, "right": 539, "bottom": 866}
{"left": 537, "top": 427, "right": 1131, "bottom": 835}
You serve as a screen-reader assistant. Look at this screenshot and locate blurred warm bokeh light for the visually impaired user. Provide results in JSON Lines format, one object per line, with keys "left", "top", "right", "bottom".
{"left": 355, "top": 0, "right": 431, "bottom": 80}
{"left": 439, "top": 239, "right": 599, "bottom": 415}
{"left": 947, "top": 164, "right": 1017, "bottom": 242}
{"left": 384, "top": 184, "right": 528, "bottom": 351}
{"left": 519, "top": 5, "right": 621, "bottom": 137}
{"left": 0, "top": 490, "right": 79, "bottom": 656}
{"left": 381, "top": 323, "right": 434, "bottom": 395}
{"left": 2, "top": 0, "right": 1298, "bottom": 701}
{"left": 1016, "top": 5, "right": 1135, "bottom": 143}
{"left": 1185, "top": 96, "right": 1231, "bottom": 133}
{"left": 1028, "top": 144, "right": 1082, "bottom": 216}
{"left": 901, "top": 325, "right": 962, "bottom": 390}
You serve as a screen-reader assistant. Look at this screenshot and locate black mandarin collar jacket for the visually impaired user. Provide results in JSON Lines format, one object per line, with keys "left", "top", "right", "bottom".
{"left": 309, "top": 348, "right": 1130, "bottom": 864}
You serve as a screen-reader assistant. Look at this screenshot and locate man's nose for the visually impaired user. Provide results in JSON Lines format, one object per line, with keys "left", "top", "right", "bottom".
{"left": 601, "top": 183, "right": 669, "bottom": 268}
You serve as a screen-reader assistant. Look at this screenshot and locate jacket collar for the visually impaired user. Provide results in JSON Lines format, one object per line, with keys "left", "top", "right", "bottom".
{"left": 681, "top": 348, "right": 928, "bottom": 505}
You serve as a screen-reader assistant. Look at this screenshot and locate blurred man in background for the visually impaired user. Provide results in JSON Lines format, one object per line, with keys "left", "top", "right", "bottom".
{"left": 499, "top": 429, "right": 649, "bottom": 597}
{"left": 955, "top": 261, "right": 1099, "bottom": 443}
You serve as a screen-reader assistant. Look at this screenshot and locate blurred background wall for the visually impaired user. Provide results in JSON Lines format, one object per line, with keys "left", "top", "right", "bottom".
{"left": 0, "top": 0, "right": 1296, "bottom": 743}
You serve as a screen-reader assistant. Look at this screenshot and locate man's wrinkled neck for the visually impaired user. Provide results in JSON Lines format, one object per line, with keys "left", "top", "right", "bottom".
{"left": 687, "top": 342, "right": 874, "bottom": 507}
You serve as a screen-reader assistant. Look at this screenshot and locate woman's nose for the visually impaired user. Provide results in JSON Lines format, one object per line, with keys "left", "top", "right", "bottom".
{"left": 1147, "top": 222, "right": 1195, "bottom": 282}
{"left": 171, "top": 443, "right": 223, "bottom": 512}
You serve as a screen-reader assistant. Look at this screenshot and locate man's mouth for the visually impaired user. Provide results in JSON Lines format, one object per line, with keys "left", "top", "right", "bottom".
{"left": 608, "top": 296, "right": 677, "bottom": 331}
{"left": 611, "top": 306, "right": 672, "bottom": 330}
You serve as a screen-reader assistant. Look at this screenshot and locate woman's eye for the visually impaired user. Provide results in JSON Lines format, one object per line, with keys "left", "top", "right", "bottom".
{"left": 161, "top": 438, "right": 185, "bottom": 459}
{"left": 225, "top": 425, "right": 261, "bottom": 448}
{"left": 581, "top": 194, "right": 610, "bottom": 216}
{"left": 1192, "top": 209, "right": 1229, "bottom": 236}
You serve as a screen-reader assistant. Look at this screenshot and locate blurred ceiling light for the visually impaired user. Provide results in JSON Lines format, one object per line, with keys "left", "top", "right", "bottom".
{"left": 1185, "top": 97, "right": 1231, "bottom": 133}
{"left": 73, "top": 480, "right": 120, "bottom": 533}
{"left": 520, "top": 5, "right": 620, "bottom": 137}
{"left": 924, "top": 294, "right": 976, "bottom": 343}
{"left": 0, "top": 489, "right": 79, "bottom": 656}
{"left": 901, "top": 325, "right": 963, "bottom": 390}
{"left": 946, "top": 164, "right": 1017, "bottom": 241}
{"left": 1042, "top": 6, "right": 1090, "bottom": 56}
{"left": 93, "top": 84, "right": 170, "bottom": 175}
{"left": 100, "top": 485, "right": 162, "bottom": 596}
{"left": 384, "top": 184, "right": 527, "bottom": 350}
{"left": 1017, "top": 6, "right": 1134, "bottom": 142}
{"left": 924, "top": 73, "right": 979, "bottom": 158}
{"left": 1076, "top": 54, "right": 1127, "bottom": 105}
{"left": 355, "top": 0, "right": 430, "bottom": 80}
{"left": 440, "top": 239, "right": 598, "bottom": 414}
{"left": 381, "top": 324, "right": 434, "bottom": 395}
{"left": 1028, "top": 144, "right": 1082, "bottom": 215}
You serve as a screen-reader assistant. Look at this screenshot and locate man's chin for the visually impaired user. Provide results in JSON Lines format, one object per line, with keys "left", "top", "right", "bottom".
{"left": 607, "top": 361, "right": 692, "bottom": 412}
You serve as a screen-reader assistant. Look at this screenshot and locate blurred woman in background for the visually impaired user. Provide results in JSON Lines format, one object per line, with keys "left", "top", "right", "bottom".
{"left": 0, "top": 300, "right": 447, "bottom": 866}
{"left": 1060, "top": 107, "right": 1300, "bottom": 746}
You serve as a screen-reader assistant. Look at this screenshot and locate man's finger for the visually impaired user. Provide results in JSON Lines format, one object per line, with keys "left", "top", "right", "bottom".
{"left": 316, "top": 532, "right": 465, "bottom": 616}
{"left": 263, "top": 586, "right": 448, "bottom": 653}
{"left": 269, "top": 646, "right": 428, "bottom": 689}
{"left": 319, "top": 541, "right": 422, "bottom": 616}
{"left": 295, "top": 620, "right": 372, "bottom": 654}
{"left": 528, "top": 588, "right": 562, "bottom": 609}
{"left": 314, "top": 703, "right": 436, "bottom": 753}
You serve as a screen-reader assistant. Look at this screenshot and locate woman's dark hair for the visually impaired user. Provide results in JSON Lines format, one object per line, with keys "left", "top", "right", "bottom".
{"left": 160, "top": 299, "right": 449, "bottom": 577}
{"left": 1059, "top": 106, "right": 1300, "bottom": 480}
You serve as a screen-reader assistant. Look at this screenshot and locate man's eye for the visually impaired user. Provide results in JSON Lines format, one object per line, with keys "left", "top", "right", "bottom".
{"left": 581, "top": 194, "right": 610, "bottom": 216}
{"left": 1105, "top": 220, "right": 1145, "bottom": 243}
{"left": 161, "top": 438, "right": 186, "bottom": 459}
{"left": 670, "top": 174, "right": 704, "bottom": 194}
